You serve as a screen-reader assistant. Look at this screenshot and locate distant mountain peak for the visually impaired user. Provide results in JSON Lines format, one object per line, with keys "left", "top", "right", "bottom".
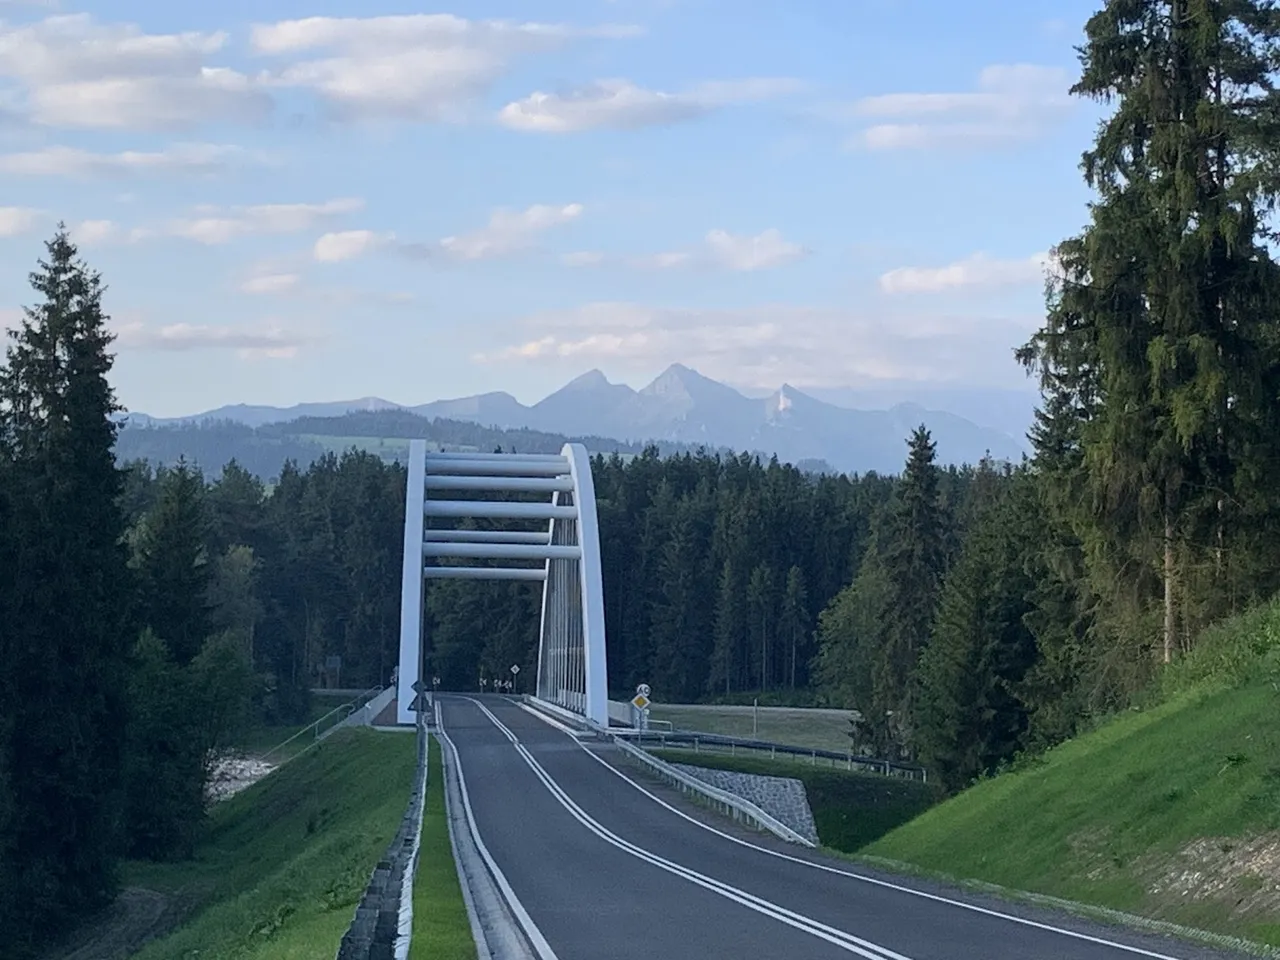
{"left": 564, "top": 368, "right": 612, "bottom": 390}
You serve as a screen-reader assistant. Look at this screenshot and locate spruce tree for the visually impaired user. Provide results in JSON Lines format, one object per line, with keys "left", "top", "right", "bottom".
{"left": 873, "top": 426, "right": 948, "bottom": 753}
{"left": 1020, "top": 0, "right": 1280, "bottom": 676}
{"left": 135, "top": 459, "right": 213, "bottom": 665}
{"left": 0, "top": 228, "right": 134, "bottom": 951}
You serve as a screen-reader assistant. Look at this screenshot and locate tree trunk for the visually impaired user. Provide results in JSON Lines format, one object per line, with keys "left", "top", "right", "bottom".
{"left": 1163, "top": 496, "right": 1176, "bottom": 664}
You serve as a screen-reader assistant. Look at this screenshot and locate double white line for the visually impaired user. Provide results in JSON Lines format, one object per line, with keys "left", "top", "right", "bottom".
{"left": 466, "top": 697, "right": 914, "bottom": 960}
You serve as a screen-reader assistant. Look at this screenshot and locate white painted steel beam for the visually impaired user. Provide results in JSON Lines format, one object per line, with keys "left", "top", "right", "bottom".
{"left": 425, "top": 529, "right": 550, "bottom": 544}
{"left": 397, "top": 439, "right": 427, "bottom": 725}
{"left": 424, "top": 458, "right": 569, "bottom": 478}
{"left": 425, "top": 500, "right": 578, "bottom": 520}
{"left": 564, "top": 443, "right": 610, "bottom": 727}
{"left": 423, "top": 542, "right": 581, "bottom": 561}
{"left": 424, "top": 475, "right": 574, "bottom": 493}
{"left": 425, "top": 451, "right": 567, "bottom": 463}
{"left": 424, "top": 566, "right": 546, "bottom": 581}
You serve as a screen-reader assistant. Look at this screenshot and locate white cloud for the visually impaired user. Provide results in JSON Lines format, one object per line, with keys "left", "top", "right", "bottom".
{"left": 498, "top": 77, "right": 802, "bottom": 132}
{"left": 848, "top": 64, "right": 1072, "bottom": 150}
{"left": 239, "top": 272, "right": 300, "bottom": 295}
{"left": 314, "top": 203, "right": 582, "bottom": 263}
{"left": 572, "top": 228, "right": 806, "bottom": 272}
{"left": 250, "top": 14, "right": 640, "bottom": 122}
{"left": 0, "top": 14, "right": 270, "bottom": 129}
{"left": 704, "top": 228, "right": 805, "bottom": 271}
{"left": 114, "top": 319, "right": 319, "bottom": 358}
{"left": 0, "top": 206, "right": 39, "bottom": 236}
{"left": 0, "top": 143, "right": 265, "bottom": 178}
{"left": 438, "top": 203, "right": 582, "bottom": 260}
{"left": 313, "top": 229, "right": 394, "bottom": 262}
{"left": 143, "top": 198, "right": 363, "bottom": 245}
{"left": 879, "top": 251, "right": 1049, "bottom": 294}
{"left": 69, "top": 219, "right": 116, "bottom": 245}
{"left": 473, "top": 301, "right": 1036, "bottom": 390}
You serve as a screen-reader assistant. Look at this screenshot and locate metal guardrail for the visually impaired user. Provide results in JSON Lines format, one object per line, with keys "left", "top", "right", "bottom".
{"left": 260, "top": 685, "right": 384, "bottom": 766}
{"left": 611, "top": 737, "right": 816, "bottom": 847}
{"left": 336, "top": 714, "right": 430, "bottom": 960}
{"left": 616, "top": 729, "right": 927, "bottom": 782}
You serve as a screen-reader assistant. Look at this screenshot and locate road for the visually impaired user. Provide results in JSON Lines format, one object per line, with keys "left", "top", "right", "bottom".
{"left": 438, "top": 695, "right": 1251, "bottom": 960}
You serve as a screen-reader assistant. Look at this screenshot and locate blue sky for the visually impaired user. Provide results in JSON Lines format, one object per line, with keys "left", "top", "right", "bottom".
{"left": 0, "top": 0, "right": 1106, "bottom": 420}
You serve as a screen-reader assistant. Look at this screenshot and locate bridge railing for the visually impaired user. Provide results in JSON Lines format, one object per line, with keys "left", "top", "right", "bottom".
{"left": 614, "top": 729, "right": 927, "bottom": 782}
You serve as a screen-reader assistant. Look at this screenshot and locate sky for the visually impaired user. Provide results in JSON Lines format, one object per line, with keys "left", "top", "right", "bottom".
{"left": 0, "top": 0, "right": 1108, "bottom": 420}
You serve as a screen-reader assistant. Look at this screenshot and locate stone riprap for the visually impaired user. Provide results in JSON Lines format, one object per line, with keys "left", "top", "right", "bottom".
{"left": 669, "top": 762, "right": 819, "bottom": 844}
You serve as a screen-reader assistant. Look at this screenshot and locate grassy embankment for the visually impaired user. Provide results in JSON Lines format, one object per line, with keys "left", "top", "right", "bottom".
{"left": 125, "top": 728, "right": 417, "bottom": 959}
{"left": 647, "top": 703, "right": 855, "bottom": 753}
{"left": 866, "top": 599, "right": 1280, "bottom": 948}
{"left": 650, "top": 748, "right": 938, "bottom": 851}
{"left": 409, "top": 737, "right": 477, "bottom": 960}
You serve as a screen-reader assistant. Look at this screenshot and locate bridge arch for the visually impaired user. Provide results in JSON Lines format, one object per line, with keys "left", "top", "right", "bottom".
{"left": 395, "top": 439, "right": 608, "bottom": 726}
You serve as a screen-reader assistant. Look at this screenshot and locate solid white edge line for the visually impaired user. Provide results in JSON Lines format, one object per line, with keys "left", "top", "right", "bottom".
{"left": 580, "top": 736, "right": 1196, "bottom": 960}
{"left": 436, "top": 707, "right": 561, "bottom": 960}
{"left": 434, "top": 705, "right": 495, "bottom": 959}
{"left": 506, "top": 694, "right": 1198, "bottom": 960}
{"left": 515, "top": 700, "right": 583, "bottom": 738}
{"left": 467, "top": 698, "right": 912, "bottom": 960}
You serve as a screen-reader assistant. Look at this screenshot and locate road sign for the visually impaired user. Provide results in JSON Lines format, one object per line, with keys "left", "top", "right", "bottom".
{"left": 636, "top": 683, "right": 651, "bottom": 698}
{"left": 412, "top": 679, "right": 426, "bottom": 694}
{"left": 510, "top": 664, "right": 520, "bottom": 675}
{"left": 631, "top": 693, "right": 650, "bottom": 710}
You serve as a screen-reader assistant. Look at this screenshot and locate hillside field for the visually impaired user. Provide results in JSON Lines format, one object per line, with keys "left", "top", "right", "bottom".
{"left": 866, "top": 600, "right": 1280, "bottom": 949}
{"left": 647, "top": 703, "right": 856, "bottom": 753}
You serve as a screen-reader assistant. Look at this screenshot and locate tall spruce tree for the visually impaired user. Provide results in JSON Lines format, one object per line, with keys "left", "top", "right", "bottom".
{"left": 1020, "top": 0, "right": 1280, "bottom": 679}
{"left": 0, "top": 229, "right": 134, "bottom": 953}
{"left": 872, "top": 425, "right": 948, "bottom": 753}
{"left": 135, "top": 459, "right": 213, "bottom": 665}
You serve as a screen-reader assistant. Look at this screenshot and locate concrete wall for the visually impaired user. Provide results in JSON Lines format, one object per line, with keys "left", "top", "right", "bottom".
{"left": 670, "top": 762, "right": 819, "bottom": 845}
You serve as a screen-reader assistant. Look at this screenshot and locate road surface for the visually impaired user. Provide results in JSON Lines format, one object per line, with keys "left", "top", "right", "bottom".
{"left": 438, "top": 695, "right": 1251, "bottom": 960}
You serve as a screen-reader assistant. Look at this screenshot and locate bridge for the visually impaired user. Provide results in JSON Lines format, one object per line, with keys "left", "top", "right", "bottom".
{"left": 352, "top": 440, "right": 1237, "bottom": 960}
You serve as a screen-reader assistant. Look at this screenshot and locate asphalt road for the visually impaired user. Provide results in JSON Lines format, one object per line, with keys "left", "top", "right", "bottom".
{"left": 439, "top": 695, "right": 1255, "bottom": 960}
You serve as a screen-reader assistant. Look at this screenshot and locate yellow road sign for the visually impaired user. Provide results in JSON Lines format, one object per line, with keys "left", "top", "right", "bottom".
{"left": 631, "top": 694, "right": 650, "bottom": 710}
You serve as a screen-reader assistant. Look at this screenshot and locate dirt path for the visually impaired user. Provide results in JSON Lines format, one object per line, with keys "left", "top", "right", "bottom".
{"left": 46, "top": 888, "right": 178, "bottom": 960}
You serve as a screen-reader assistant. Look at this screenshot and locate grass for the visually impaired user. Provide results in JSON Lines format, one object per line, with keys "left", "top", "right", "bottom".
{"left": 647, "top": 703, "right": 857, "bottom": 753}
{"left": 126, "top": 728, "right": 417, "bottom": 960}
{"left": 650, "top": 747, "right": 939, "bottom": 851}
{"left": 864, "top": 599, "right": 1280, "bottom": 949}
{"left": 409, "top": 737, "right": 477, "bottom": 960}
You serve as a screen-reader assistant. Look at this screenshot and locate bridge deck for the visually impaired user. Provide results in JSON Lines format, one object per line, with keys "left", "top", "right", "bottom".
{"left": 440, "top": 696, "right": 1248, "bottom": 960}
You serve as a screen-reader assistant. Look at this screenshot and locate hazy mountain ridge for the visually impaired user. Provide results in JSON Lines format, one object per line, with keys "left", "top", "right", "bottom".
{"left": 126, "top": 364, "right": 1027, "bottom": 474}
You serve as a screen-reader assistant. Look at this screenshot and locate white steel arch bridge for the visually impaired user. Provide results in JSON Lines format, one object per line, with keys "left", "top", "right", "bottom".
{"left": 395, "top": 439, "right": 608, "bottom": 726}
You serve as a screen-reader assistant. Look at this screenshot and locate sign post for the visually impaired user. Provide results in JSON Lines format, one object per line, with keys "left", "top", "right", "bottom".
{"left": 510, "top": 663, "right": 520, "bottom": 694}
{"left": 631, "top": 683, "right": 652, "bottom": 731}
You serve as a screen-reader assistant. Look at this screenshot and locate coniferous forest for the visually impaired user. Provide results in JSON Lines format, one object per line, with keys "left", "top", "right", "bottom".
{"left": 7, "top": 3, "right": 1280, "bottom": 955}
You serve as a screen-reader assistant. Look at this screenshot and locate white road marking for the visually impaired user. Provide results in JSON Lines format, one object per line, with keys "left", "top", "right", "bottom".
{"left": 469, "top": 697, "right": 913, "bottom": 960}
{"left": 513, "top": 698, "right": 1197, "bottom": 960}
{"left": 436, "top": 711, "right": 561, "bottom": 960}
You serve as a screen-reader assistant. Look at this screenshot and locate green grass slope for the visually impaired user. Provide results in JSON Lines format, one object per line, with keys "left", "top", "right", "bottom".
{"left": 651, "top": 748, "right": 938, "bottom": 851}
{"left": 409, "top": 737, "right": 477, "bottom": 960}
{"left": 127, "top": 728, "right": 417, "bottom": 959}
{"left": 867, "top": 601, "right": 1280, "bottom": 948}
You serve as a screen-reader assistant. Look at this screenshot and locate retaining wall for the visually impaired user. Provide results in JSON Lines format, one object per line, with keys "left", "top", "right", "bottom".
{"left": 669, "top": 762, "right": 820, "bottom": 845}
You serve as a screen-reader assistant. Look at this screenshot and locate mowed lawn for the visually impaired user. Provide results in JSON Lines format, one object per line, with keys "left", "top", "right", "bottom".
{"left": 646, "top": 703, "right": 857, "bottom": 753}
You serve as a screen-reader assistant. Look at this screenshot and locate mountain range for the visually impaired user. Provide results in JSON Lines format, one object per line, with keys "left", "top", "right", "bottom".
{"left": 126, "top": 365, "right": 1028, "bottom": 474}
